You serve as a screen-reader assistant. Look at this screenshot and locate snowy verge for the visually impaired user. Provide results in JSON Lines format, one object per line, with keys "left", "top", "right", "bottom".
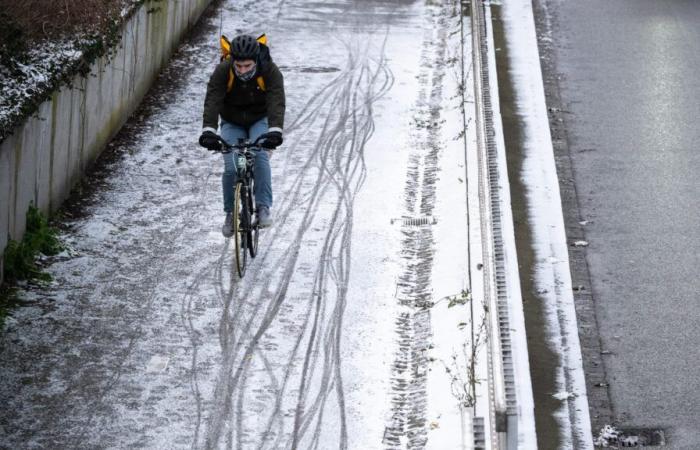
{"left": 500, "top": 0, "right": 594, "bottom": 447}
{"left": 482, "top": 2, "right": 537, "bottom": 448}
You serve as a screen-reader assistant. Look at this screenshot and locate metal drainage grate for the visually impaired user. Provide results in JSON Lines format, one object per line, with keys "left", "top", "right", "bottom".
{"left": 603, "top": 428, "right": 666, "bottom": 448}
{"left": 391, "top": 216, "right": 437, "bottom": 227}
{"left": 473, "top": 417, "right": 486, "bottom": 449}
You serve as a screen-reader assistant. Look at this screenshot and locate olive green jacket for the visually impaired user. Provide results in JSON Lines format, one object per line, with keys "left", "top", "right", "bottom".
{"left": 202, "top": 45, "right": 285, "bottom": 133}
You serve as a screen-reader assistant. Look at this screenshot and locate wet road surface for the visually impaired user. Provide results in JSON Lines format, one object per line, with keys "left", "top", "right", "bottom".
{"left": 0, "top": 0, "right": 476, "bottom": 448}
{"left": 534, "top": 0, "right": 700, "bottom": 447}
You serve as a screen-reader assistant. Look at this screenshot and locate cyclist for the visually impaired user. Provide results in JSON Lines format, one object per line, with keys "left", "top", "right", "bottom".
{"left": 199, "top": 34, "right": 286, "bottom": 235}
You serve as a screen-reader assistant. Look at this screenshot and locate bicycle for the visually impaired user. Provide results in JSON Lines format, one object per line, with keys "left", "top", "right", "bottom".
{"left": 209, "top": 136, "right": 266, "bottom": 277}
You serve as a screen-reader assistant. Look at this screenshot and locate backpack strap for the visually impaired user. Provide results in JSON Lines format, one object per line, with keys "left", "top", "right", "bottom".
{"left": 227, "top": 66, "right": 235, "bottom": 92}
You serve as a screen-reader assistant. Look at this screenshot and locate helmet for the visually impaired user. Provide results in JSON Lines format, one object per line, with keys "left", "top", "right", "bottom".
{"left": 230, "top": 35, "right": 260, "bottom": 61}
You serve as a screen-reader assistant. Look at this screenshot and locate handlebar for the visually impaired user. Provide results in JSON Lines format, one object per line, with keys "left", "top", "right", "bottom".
{"left": 209, "top": 135, "right": 266, "bottom": 154}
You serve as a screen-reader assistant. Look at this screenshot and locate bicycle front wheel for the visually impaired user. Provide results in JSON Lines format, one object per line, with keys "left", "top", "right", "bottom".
{"left": 248, "top": 178, "right": 259, "bottom": 258}
{"left": 233, "top": 183, "right": 248, "bottom": 277}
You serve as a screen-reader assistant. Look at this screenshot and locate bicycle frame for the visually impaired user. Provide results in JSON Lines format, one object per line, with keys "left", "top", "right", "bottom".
{"left": 209, "top": 136, "right": 266, "bottom": 277}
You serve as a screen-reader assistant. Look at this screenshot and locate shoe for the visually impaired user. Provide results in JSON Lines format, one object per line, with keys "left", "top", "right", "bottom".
{"left": 257, "top": 205, "right": 272, "bottom": 228}
{"left": 222, "top": 212, "right": 234, "bottom": 237}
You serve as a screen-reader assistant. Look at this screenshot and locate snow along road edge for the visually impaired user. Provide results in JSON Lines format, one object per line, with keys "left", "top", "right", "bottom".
{"left": 482, "top": 2, "right": 537, "bottom": 448}
{"left": 498, "top": 0, "right": 594, "bottom": 447}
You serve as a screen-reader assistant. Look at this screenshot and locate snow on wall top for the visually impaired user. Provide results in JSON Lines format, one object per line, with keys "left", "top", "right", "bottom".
{"left": 0, "top": 2, "right": 142, "bottom": 143}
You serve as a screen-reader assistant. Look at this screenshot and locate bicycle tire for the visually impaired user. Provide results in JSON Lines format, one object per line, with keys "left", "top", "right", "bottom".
{"left": 248, "top": 178, "right": 259, "bottom": 258}
{"left": 233, "top": 183, "right": 248, "bottom": 277}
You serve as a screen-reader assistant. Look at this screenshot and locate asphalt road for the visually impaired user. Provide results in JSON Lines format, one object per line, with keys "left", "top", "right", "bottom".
{"left": 535, "top": 0, "right": 700, "bottom": 447}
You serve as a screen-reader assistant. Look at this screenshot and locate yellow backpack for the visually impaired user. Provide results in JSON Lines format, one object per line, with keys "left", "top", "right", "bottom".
{"left": 220, "top": 34, "right": 267, "bottom": 93}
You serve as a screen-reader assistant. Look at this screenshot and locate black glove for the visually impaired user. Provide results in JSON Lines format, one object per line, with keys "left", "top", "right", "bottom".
{"left": 199, "top": 130, "right": 221, "bottom": 150}
{"left": 258, "top": 131, "right": 283, "bottom": 149}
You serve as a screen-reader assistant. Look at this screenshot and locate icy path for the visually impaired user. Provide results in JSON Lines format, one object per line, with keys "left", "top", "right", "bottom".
{"left": 0, "top": 0, "right": 476, "bottom": 448}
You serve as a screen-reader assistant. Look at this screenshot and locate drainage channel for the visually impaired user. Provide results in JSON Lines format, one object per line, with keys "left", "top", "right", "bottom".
{"left": 467, "top": 0, "right": 536, "bottom": 448}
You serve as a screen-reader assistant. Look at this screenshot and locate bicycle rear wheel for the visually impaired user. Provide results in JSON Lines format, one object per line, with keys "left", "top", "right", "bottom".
{"left": 233, "top": 183, "right": 248, "bottom": 277}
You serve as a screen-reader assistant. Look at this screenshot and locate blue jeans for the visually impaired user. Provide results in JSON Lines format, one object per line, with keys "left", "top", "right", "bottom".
{"left": 220, "top": 118, "right": 272, "bottom": 213}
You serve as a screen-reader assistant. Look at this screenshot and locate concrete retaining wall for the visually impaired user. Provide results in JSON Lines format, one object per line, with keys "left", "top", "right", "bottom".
{"left": 0, "top": 0, "right": 212, "bottom": 283}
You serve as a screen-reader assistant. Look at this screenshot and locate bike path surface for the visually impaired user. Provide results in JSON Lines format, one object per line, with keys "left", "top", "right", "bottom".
{"left": 534, "top": 0, "right": 700, "bottom": 447}
{"left": 0, "top": 0, "right": 475, "bottom": 448}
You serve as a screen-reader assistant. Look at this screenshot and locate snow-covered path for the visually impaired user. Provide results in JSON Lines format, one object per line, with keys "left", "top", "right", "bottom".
{"left": 0, "top": 0, "right": 478, "bottom": 448}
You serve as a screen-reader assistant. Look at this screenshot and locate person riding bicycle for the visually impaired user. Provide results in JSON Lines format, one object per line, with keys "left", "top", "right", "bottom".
{"left": 199, "top": 34, "right": 286, "bottom": 235}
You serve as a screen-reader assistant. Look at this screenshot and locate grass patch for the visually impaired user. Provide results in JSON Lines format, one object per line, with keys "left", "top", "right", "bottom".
{"left": 1, "top": 205, "right": 63, "bottom": 329}
{"left": 3, "top": 204, "right": 63, "bottom": 283}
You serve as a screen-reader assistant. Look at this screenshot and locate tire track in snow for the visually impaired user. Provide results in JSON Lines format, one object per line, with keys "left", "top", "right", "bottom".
{"left": 0, "top": 0, "right": 408, "bottom": 448}
{"left": 200, "top": 32, "right": 393, "bottom": 450}
{"left": 291, "top": 45, "right": 394, "bottom": 450}
{"left": 179, "top": 0, "right": 308, "bottom": 445}
{"left": 382, "top": 2, "right": 452, "bottom": 448}
{"left": 200, "top": 55, "right": 359, "bottom": 450}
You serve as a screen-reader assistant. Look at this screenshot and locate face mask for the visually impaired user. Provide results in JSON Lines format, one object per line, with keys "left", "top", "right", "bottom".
{"left": 234, "top": 63, "right": 257, "bottom": 82}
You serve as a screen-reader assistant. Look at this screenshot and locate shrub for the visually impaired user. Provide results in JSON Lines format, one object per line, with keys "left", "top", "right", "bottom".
{"left": 0, "top": 0, "right": 128, "bottom": 40}
{"left": 0, "top": 12, "right": 27, "bottom": 67}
